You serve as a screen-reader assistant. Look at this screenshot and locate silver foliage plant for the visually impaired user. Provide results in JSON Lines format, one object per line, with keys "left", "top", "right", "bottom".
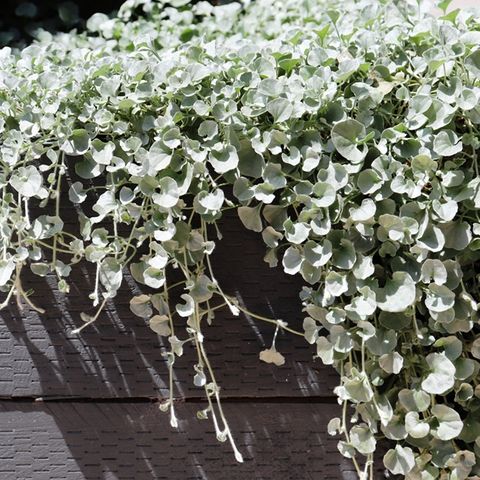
{"left": 1, "top": 0, "right": 480, "bottom": 477}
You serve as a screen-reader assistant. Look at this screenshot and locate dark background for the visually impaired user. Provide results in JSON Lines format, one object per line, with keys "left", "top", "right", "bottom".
{"left": 0, "top": 0, "right": 230, "bottom": 46}
{"left": 4, "top": 0, "right": 123, "bottom": 19}
{"left": 1, "top": 0, "right": 122, "bottom": 45}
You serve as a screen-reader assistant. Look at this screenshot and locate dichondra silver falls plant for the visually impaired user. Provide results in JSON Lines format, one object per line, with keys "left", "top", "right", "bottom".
{"left": 1, "top": 0, "right": 480, "bottom": 478}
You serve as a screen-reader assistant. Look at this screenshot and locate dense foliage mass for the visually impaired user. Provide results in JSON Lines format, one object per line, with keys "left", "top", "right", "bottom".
{"left": 1, "top": 0, "right": 480, "bottom": 477}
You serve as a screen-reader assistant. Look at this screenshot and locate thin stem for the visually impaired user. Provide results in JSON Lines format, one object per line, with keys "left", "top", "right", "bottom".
{"left": 33, "top": 239, "right": 73, "bottom": 255}
{"left": 197, "top": 329, "right": 243, "bottom": 462}
{"left": 340, "top": 362, "right": 364, "bottom": 478}
{"left": 192, "top": 304, "right": 223, "bottom": 440}
{"left": 163, "top": 274, "right": 178, "bottom": 428}
{"left": 52, "top": 153, "right": 64, "bottom": 272}
{"left": 228, "top": 298, "right": 304, "bottom": 337}
{"left": 202, "top": 219, "right": 239, "bottom": 316}
{"left": 361, "top": 338, "right": 365, "bottom": 373}
{"left": 0, "top": 284, "right": 16, "bottom": 310}
{"left": 14, "top": 264, "right": 45, "bottom": 314}
{"left": 178, "top": 246, "right": 243, "bottom": 462}
{"left": 71, "top": 296, "right": 108, "bottom": 334}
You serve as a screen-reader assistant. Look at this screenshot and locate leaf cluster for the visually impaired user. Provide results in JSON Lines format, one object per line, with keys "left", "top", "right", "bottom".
{"left": 1, "top": 0, "right": 480, "bottom": 477}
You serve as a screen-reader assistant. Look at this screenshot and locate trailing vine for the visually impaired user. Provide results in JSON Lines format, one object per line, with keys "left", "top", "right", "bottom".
{"left": 1, "top": 0, "right": 480, "bottom": 478}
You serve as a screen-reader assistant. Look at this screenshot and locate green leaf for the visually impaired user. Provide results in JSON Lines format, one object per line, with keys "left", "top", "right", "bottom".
{"left": 379, "top": 352, "right": 403, "bottom": 374}
{"left": 15, "top": 2, "right": 38, "bottom": 18}
{"left": 366, "top": 329, "right": 397, "bottom": 355}
{"left": 349, "top": 199, "right": 376, "bottom": 222}
{"left": 189, "top": 275, "right": 214, "bottom": 303}
{"left": 86, "top": 12, "right": 109, "bottom": 32}
{"left": 343, "top": 369, "right": 374, "bottom": 403}
{"left": 209, "top": 145, "right": 239, "bottom": 174}
{"left": 437, "top": 0, "right": 453, "bottom": 12}
{"left": 75, "top": 157, "right": 104, "bottom": 179}
{"left": 331, "top": 119, "right": 368, "bottom": 163}
{"left": 162, "top": 127, "right": 181, "bottom": 149}
{"left": 405, "top": 411, "right": 430, "bottom": 439}
{"left": 398, "top": 388, "right": 431, "bottom": 413}
{"left": 282, "top": 246, "right": 303, "bottom": 275}
{"left": 421, "top": 259, "right": 447, "bottom": 285}
{"left": 465, "top": 50, "right": 480, "bottom": 79}
{"left": 325, "top": 271, "right": 348, "bottom": 297}
{"left": 93, "top": 191, "right": 117, "bottom": 216}
{"left": 432, "top": 199, "right": 457, "bottom": 222}
{"left": 424, "top": 284, "right": 455, "bottom": 313}
{"left": 267, "top": 98, "right": 293, "bottom": 123}
{"left": 326, "top": 9, "right": 340, "bottom": 23}
{"left": 331, "top": 239, "right": 356, "bottom": 270}
{"left": 303, "top": 317, "right": 319, "bottom": 344}
{"left": 431, "top": 405, "right": 463, "bottom": 441}
{"left": 9, "top": 166, "right": 43, "bottom": 198}
{"left": 441, "top": 221, "right": 472, "bottom": 250}
{"left": 304, "top": 240, "right": 332, "bottom": 267}
{"left": 0, "top": 259, "right": 15, "bottom": 287}
{"left": 99, "top": 257, "right": 123, "bottom": 294}
{"left": 471, "top": 337, "right": 480, "bottom": 359}
{"left": 417, "top": 225, "right": 445, "bottom": 253}
{"left": 143, "top": 267, "right": 165, "bottom": 289}
{"left": 148, "top": 140, "right": 172, "bottom": 171}
{"left": 352, "top": 255, "right": 374, "bottom": 280}
{"left": 301, "top": 262, "right": 321, "bottom": 285}
{"left": 176, "top": 294, "right": 194, "bottom": 318}
{"left": 350, "top": 425, "right": 376, "bottom": 455}
{"left": 316, "top": 337, "right": 334, "bottom": 365}
{"left": 31, "top": 215, "right": 64, "bottom": 239}
{"left": 331, "top": 325, "right": 353, "bottom": 353}
{"left": 152, "top": 177, "right": 179, "bottom": 209}
{"left": 58, "top": 2, "right": 80, "bottom": 25}
{"left": 376, "top": 272, "right": 416, "bottom": 313}
{"left": 357, "top": 169, "right": 382, "bottom": 194}
{"left": 90, "top": 139, "right": 115, "bottom": 165}
{"left": 312, "top": 182, "right": 336, "bottom": 207}
{"left": 193, "top": 190, "right": 225, "bottom": 215}
{"left": 62, "top": 129, "right": 90, "bottom": 155}
{"left": 130, "top": 295, "right": 152, "bottom": 318}
{"left": 30, "top": 263, "right": 50, "bottom": 277}
{"left": 433, "top": 130, "right": 462, "bottom": 157}
{"left": 284, "top": 220, "right": 310, "bottom": 244}
{"left": 421, "top": 353, "right": 455, "bottom": 394}
{"left": 383, "top": 445, "right": 415, "bottom": 476}
{"left": 198, "top": 120, "right": 218, "bottom": 139}
{"left": 238, "top": 205, "right": 263, "bottom": 232}
{"left": 169, "top": 336, "right": 185, "bottom": 357}
{"left": 68, "top": 182, "right": 87, "bottom": 204}
{"left": 149, "top": 315, "right": 171, "bottom": 336}
{"left": 262, "top": 226, "right": 283, "bottom": 248}
{"left": 259, "top": 347, "right": 285, "bottom": 366}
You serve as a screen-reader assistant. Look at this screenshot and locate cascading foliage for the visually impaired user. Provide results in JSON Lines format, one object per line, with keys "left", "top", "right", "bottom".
{"left": 1, "top": 0, "right": 480, "bottom": 477}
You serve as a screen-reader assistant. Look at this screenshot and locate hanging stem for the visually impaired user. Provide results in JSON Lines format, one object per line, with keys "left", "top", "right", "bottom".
{"left": 202, "top": 219, "right": 239, "bottom": 316}
{"left": 340, "top": 361, "right": 364, "bottom": 479}
{"left": 52, "top": 152, "right": 64, "bottom": 273}
{"left": 163, "top": 273, "right": 179, "bottom": 428}
{"left": 227, "top": 297, "right": 304, "bottom": 337}
{"left": 71, "top": 296, "right": 108, "bottom": 334}
{"left": 178, "top": 246, "right": 244, "bottom": 463}
{"left": 0, "top": 283, "right": 16, "bottom": 310}
{"left": 14, "top": 264, "right": 45, "bottom": 314}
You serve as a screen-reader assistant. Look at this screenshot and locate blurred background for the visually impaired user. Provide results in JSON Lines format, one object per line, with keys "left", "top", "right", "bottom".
{"left": 1, "top": 0, "right": 117, "bottom": 46}
{"left": 0, "top": 0, "right": 235, "bottom": 47}
{"left": 1, "top": 0, "right": 478, "bottom": 47}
